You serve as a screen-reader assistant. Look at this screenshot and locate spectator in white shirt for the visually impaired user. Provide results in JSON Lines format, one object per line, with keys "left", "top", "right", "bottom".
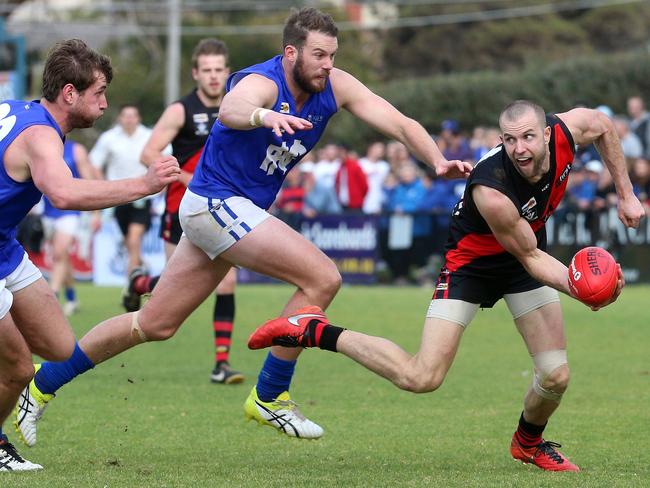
{"left": 359, "top": 141, "right": 390, "bottom": 214}
{"left": 90, "top": 104, "right": 154, "bottom": 274}
{"left": 312, "top": 143, "right": 341, "bottom": 190}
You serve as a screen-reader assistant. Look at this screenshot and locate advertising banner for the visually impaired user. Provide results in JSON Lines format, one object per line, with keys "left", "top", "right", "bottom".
{"left": 92, "top": 213, "right": 166, "bottom": 286}
{"left": 238, "top": 214, "right": 379, "bottom": 285}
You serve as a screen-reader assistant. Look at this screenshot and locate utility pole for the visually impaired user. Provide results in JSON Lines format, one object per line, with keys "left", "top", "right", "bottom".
{"left": 165, "top": 0, "right": 181, "bottom": 105}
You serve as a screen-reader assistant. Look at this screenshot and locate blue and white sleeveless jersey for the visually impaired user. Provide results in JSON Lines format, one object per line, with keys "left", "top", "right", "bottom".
{"left": 0, "top": 100, "right": 64, "bottom": 278}
{"left": 189, "top": 55, "right": 338, "bottom": 209}
{"left": 43, "top": 141, "right": 81, "bottom": 219}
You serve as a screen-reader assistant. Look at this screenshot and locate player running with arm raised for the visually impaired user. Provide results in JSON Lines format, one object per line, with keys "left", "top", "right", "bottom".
{"left": 249, "top": 100, "right": 644, "bottom": 470}
{"left": 14, "top": 8, "right": 470, "bottom": 448}
{"left": 126, "top": 39, "right": 244, "bottom": 384}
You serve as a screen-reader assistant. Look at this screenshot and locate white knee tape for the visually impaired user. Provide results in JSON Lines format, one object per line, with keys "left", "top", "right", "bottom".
{"left": 532, "top": 349, "right": 567, "bottom": 402}
{"left": 131, "top": 311, "right": 148, "bottom": 343}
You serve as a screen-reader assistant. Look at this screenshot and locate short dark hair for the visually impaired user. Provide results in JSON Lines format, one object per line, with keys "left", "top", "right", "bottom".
{"left": 499, "top": 99, "right": 546, "bottom": 130}
{"left": 41, "top": 39, "right": 113, "bottom": 102}
{"left": 283, "top": 7, "right": 338, "bottom": 49}
{"left": 192, "top": 38, "right": 229, "bottom": 69}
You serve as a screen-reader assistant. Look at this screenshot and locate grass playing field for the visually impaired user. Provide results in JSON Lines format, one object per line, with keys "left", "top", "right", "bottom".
{"left": 4, "top": 283, "right": 649, "bottom": 487}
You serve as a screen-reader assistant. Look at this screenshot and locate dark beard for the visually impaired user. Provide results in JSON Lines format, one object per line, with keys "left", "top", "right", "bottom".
{"left": 68, "top": 107, "right": 99, "bottom": 129}
{"left": 292, "top": 55, "right": 323, "bottom": 94}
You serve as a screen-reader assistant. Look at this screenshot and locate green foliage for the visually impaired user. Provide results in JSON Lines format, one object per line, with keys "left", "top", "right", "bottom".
{"left": 384, "top": 15, "right": 592, "bottom": 77}
{"left": 381, "top": 2, "right": 650, "bottom": 79}
{"left": 325, "top": 50, "right": 650, "bottom": 150}
{"left": 6, "top": 283, "right": 650, "bottom": 487}
{"left": 94, "top": 37, "right": 167, "bottom": 129}
{"left": 576, "top": 4, "right": 650, "bottom": 52}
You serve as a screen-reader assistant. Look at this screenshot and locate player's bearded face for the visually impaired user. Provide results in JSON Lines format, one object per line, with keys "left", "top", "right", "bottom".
{"left": 292, "top": 49, "right": 329, "bottom": 94}
{"left": 68, "top": 75, "right": 108, "bottom": 129}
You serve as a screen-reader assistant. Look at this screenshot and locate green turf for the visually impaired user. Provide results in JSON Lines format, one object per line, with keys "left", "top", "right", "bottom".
{"left": 4, "top": 284, "right": 649, "bottom": 487}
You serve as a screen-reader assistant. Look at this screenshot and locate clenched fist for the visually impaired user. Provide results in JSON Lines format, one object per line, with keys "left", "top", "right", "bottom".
{"left": 144, "top": 155, "right": 181, "bottom": 194}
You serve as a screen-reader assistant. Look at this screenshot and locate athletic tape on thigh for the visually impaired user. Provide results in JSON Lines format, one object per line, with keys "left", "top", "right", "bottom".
{"left": 426, "top": 299, "right": 479, "bottom": 328}
{"left": 504, "top": 286, "right": 560, "bottom": 319}
{"left": 532, "top": 349, "right": 567, "bottom": 402}
{"left": 131, "top": 311, "right": 148, "bottom": 343}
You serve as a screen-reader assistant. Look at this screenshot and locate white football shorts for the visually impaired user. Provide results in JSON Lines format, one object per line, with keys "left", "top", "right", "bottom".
{"left": 42, "top": 214, "right": 80, "bottom": 240}
{"left": 179, "top": 189, "right": 271, "bottom": 259}
{"left": 0, "top": 253, "right": 43, "bottom": 319}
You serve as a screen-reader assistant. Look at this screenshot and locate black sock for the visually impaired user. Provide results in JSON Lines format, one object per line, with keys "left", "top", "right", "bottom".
{"left": 515, "top": 412, "right": 546, "bottom": 447}
{"left": 214, "top": 293, "right": 235, "bottom": 321}
{"left": 301, "top": 320, "right": 345, "bottom": 352}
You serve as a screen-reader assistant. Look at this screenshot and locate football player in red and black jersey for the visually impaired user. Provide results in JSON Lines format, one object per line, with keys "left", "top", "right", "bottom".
{"left": 129, "top": 39, "right": 244, "bottom": 384}
{"left": 248, "top": 100, "right": 645, "bottom": 471}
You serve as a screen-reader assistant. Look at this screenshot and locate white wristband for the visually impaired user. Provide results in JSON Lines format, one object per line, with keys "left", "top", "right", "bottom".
{"left": 250, "top": 108, "right": 272, "bottom": 127}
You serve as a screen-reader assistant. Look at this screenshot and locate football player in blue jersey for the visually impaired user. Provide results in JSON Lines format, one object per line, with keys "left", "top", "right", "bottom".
{"left": 0, "top": 39, "right": 180, "bottom": 471}
{"left": 19, "top": 8, "right": 471, "bottom": 444}
{"left": 135, "top": 38, "right": 245, "bottom": 385}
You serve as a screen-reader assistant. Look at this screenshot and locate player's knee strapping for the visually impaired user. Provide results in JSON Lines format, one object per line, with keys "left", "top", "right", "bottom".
{"left": 131, "top": 311, "right": 148, "bottom": 343}
{"left": 531, "top": 349, "right": 567, "bottom": 402}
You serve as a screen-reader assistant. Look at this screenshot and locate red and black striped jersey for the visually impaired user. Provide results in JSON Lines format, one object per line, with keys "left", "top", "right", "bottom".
{"left": 165, "top": 90, "right": 220, "bottom": 213}
{"left": 443, "top": 114, "right": 575, "bottom": 276}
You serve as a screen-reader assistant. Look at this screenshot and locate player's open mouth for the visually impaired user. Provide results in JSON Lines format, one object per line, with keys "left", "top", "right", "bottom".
{"left": 517, "top": 157, "right": 533, "bottom": 166}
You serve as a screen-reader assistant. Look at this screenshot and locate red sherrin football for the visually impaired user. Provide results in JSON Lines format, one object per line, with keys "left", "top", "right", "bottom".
{"left": 568, "top": 247, "right": 618, "bottom": 306}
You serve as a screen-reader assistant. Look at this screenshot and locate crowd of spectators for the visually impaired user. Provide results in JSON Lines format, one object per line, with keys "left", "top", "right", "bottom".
{"left": 272, "top": 96, "right": 650, "bottom": 284}
{"left": 19, "top": 97, "right": 650, "bottom": 287}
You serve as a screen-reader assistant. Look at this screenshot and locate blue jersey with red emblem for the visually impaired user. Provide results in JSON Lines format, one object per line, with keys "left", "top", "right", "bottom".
{"left": 189, "top": 55, "right": 338, "bottom": 209}
{"left": 43, "top": 140, "right": 81, "bottom": 219}
{"left": 0, "top": 100, "right": 64, "bottom": 278}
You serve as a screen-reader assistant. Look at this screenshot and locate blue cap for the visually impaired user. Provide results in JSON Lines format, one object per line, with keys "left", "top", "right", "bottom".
{"left": 441, "top": 119, "right": 459, "bottom": 133}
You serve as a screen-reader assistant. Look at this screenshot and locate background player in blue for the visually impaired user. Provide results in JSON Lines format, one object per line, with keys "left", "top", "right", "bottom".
{"left": 17, "top": 8, "right": 471, "bottom": 443}
{"left": 249, "top": 100, "right": 645, "bottom": 470}
{"left": 135, "top": 38, "right": 244, "bottom": 385}
{"left": 41, "top": 140, "right": 99, "bottom": 317}
{"left": 0, "top": 39, "right": 180, "bottom": 471}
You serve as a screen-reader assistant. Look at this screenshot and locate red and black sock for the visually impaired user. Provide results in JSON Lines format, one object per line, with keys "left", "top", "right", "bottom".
{"left": 300, "top": 319, "right": 345, "bottom": 352}
{"left": 214, "top": 293, "right": 235, "bottom": 365}
{"left": 133, "top": 275, "right": 159, "bottom": 295}
{"left": 515, "top": 412, "right": 546, "bottom": 448}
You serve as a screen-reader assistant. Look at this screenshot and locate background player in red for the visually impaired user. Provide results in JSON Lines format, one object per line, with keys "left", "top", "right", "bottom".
{"left": 249, "top": 100, "right": 645, "bottom": 471}
{"left": 132, "top": 38, "right": 244, "bottom": 384}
